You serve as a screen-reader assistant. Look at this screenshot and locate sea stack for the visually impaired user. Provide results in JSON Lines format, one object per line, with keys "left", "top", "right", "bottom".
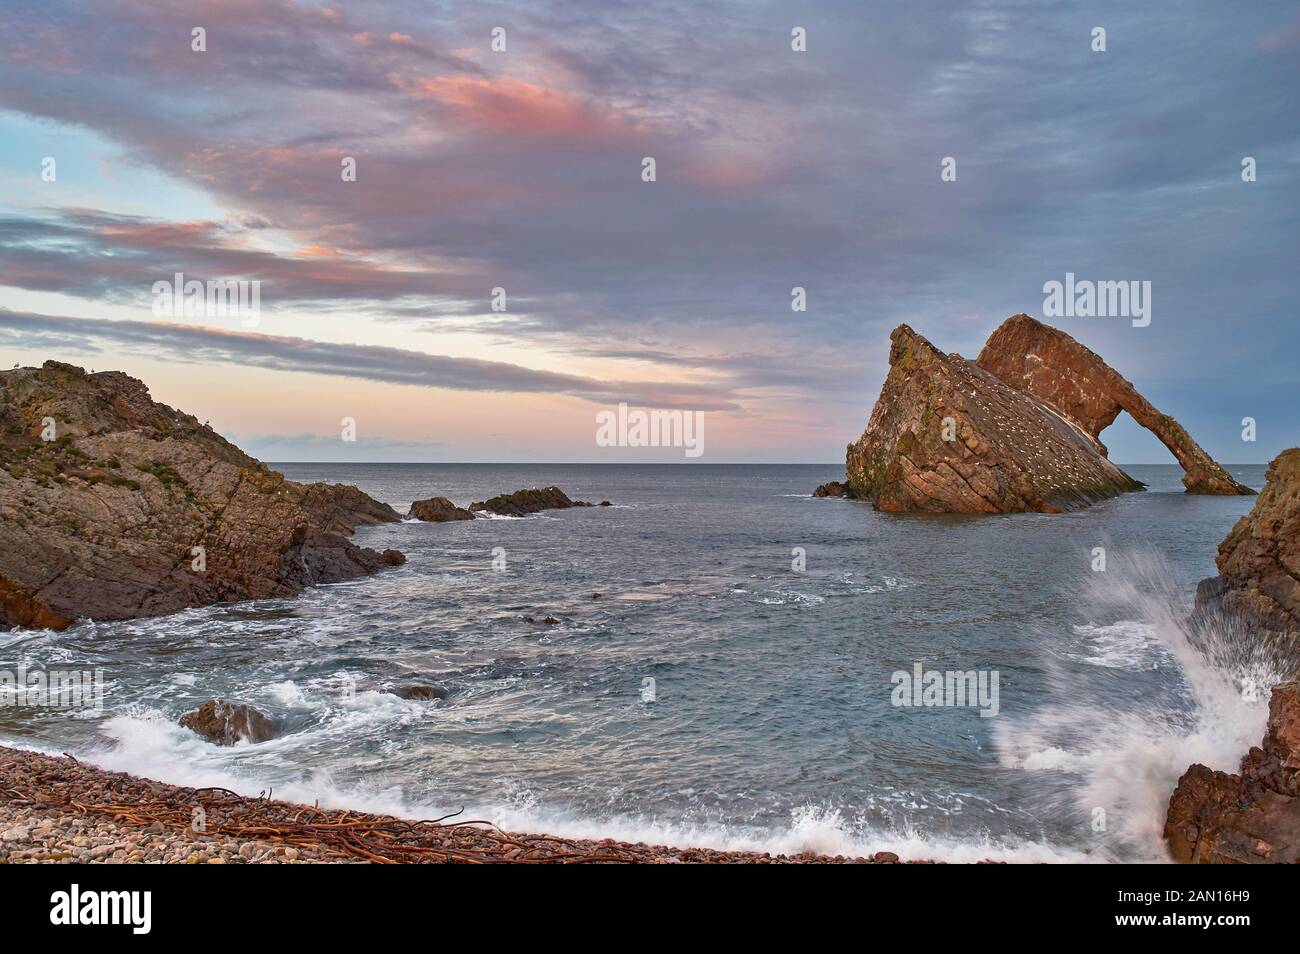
{"left": 841, "top": 315, "right": 1249, "bottom": 514}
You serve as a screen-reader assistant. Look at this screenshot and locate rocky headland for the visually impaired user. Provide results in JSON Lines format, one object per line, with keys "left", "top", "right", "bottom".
{"left": 836, "top": 315, "right": 1250, "bottom": 514}
{"left": 1164, "top": 448, "right": 1300, "bottom": 862}
{"left": 0, "top": 361, "right": 404, "bottom": 630}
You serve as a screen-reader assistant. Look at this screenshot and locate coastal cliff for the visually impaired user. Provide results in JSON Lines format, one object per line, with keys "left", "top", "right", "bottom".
{"left": 842, "top": 315, "right": 1247, "bottom": 513}
{"left": 0, "top": 361, "right": 403, "bottom": 630}
{"left": 1164, "top": 448, "right": 1300, "bottom": 862}
{"left": 1195, "top": 449, "right": 1300, "bottom": 643}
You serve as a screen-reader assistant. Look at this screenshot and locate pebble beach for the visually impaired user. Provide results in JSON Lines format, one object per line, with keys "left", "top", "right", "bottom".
{"left": 0, "top": 747, "right": 915, "bottom": 864}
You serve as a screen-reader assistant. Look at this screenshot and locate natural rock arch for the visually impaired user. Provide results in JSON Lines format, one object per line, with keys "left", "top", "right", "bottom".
{"left": 975, "top": 314, "right": 1253, "bottom": 496}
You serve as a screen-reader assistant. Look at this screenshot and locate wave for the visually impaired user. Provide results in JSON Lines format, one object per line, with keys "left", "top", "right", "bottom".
{"left": 55, "top": 711, "right": 1084, "bottom": 863}
{"left": 996, "top": 551, "right": 1296, "bottom": 862}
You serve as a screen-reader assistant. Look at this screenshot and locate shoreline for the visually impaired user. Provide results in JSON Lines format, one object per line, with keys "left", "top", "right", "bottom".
{"left": 0, "top": 746, "right": 930, "bottom": 864}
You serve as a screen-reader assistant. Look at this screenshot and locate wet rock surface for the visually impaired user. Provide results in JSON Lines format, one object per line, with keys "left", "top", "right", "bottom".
{"left": 1165, "top": 681, "right": 1300, "bottom": 863}
{"left": 396, "top": 684, "right": 449, "bottom": 701}
{"left": 0, "top": 361, "right": 402, "bottom": 629}
{"left": 407, "top": 496, "right": 475, "bottom": 522}
{"left": 179, "top": 699, "right": 277, "bottom": 746}
{"left": 812, "top": 481, "right": 855, "bottom": 498}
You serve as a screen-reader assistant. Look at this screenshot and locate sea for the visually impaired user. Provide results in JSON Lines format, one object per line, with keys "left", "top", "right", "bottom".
{"left": 1, "top": 463, "right": 1287, "bottom": 863}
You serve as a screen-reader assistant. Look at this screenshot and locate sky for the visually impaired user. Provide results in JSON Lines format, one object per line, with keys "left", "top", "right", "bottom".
{"left": 0, "top": 0, "right": 1296, "bottom": 463}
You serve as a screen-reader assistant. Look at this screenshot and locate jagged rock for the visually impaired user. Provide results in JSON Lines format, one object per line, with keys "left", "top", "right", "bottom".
{"left": 1164, "top": 681, "right": 1300, "bottom": 863}
{"left": 812, "top": 481, "right": 855, "bottom": 498}
{"left": 842, "top": 316, "right": 1245, "bottom": 514}
{"left": 1196, "top": 449, "right": 1300, "bottom": 642}
{"left": 179, "top": 699, "right": 276, "bottom": 746}
{"left": 396, "top": 684, "right": 449, "bottom": 701}
{"left": 407, "top": 496, "right": 475, "bottom": 522}
{"left": 0, "top": 361, "right": 403, "bottom": 629}
{"left": 845, "top": 324, "right": 1143, "bottom": 513}
{"left": 977, "top": 314, "right": 1254, "bottom": 496}
{"left": 469, "top": 486, "right": 594, "bottom": 516}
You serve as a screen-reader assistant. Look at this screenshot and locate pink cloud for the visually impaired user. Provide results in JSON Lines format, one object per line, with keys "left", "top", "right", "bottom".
{"left": 411, "top": 74, "right": 638, "bottom": 142}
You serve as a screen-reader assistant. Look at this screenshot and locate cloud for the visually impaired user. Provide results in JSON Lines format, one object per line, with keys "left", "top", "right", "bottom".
{"left": 0, "top": 309, "right": 742, "bottom": 411}
{"left": 0, "top": 0, "right": 1298, "bottom": 461}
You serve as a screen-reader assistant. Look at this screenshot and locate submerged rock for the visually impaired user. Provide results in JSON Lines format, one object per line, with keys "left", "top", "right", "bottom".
{"left": 179, "top": 699, "right": 276, "bottom": 746}
{"left": 1165, "top": 681, "right": 1300, "bottom": 863}
{"left": 396, "top": 684, "right": 449, "bottom": 701}
{"left": 1195, "top": 449, "right": 1300, "bottom": 643}
{"left": 407, "top": 496, "right": 475, "bottom": 522}
{"left": 0, "top": 361, "right": 403, "bottom": 629}
{"left": 840, "top": 316, "right": 1243, "bottom": 514}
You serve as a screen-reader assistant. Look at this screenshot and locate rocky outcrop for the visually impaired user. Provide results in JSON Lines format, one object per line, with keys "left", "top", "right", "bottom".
{"left": 0, "top": 361, "right": 403, "bottom": 630}
{"left": 1196, "top": 449, "right": 1300, "bottom": 643}
{"left": 812, "top": 481, "right": 855, "bottom": 498}
{"left": 407, "top": 496, "right": 475, "bottom": 522}
{"left": 1165, "top": 453, "right": 1300, "bottom": 862}
{"left": 977, "top": 315, "right": 1253, "bottom": 496}
{"left": 469, "top": 485, "right": 595, "bottom": 516}
{"left": 179, "top": 699, "right": 277, "bottom": 746}
{"left": 841, "top": 316, "right": 1246, "bottom": 513}
{"left": 845, "top": 324, "right": 1144, "bottom": 512}
{"left": 1164, "top": 682, "right": 1300, "bottom": 863}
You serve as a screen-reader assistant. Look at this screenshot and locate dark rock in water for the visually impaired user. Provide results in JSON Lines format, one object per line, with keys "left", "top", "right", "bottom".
{"left": 381, "top": 549, "right": 406, "bottom": 566}
{"left": 469, "top": 485, "right": 598, "bottom": 516}
{"left": 0, "top": 361, "right": 403, "bottom": 630}
{"left": 812, "top": 481, "right": 855, "bottom": 498}
{"left": 407, "top": 496, "right": 475, "bottom": 522}
{"left": 397, "top": 684, "right": 449, "bottom": 701}
{"left": 543, "top": 616, "right": 559, "bottom": 625}
{"left": 598, "top": 500, "right": 612, "bottom": 507}
{"left": 1195, "top": 449, "right": 1300, "bottom": 643}
{"left": 179, "top": 699, "right": 276, "bottom": 746}
{"left": 1165, "top": 681, "right": 1300, "bottom": 863}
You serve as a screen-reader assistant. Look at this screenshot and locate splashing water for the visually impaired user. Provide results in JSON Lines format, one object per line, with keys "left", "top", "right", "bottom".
{"left": 996, "top": 551, "right": 1297, "bottom": 862}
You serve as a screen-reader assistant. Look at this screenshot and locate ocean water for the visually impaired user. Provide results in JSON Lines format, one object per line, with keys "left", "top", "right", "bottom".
{"left": 1, "top": 463, "right": 1287, "bottom": 863}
